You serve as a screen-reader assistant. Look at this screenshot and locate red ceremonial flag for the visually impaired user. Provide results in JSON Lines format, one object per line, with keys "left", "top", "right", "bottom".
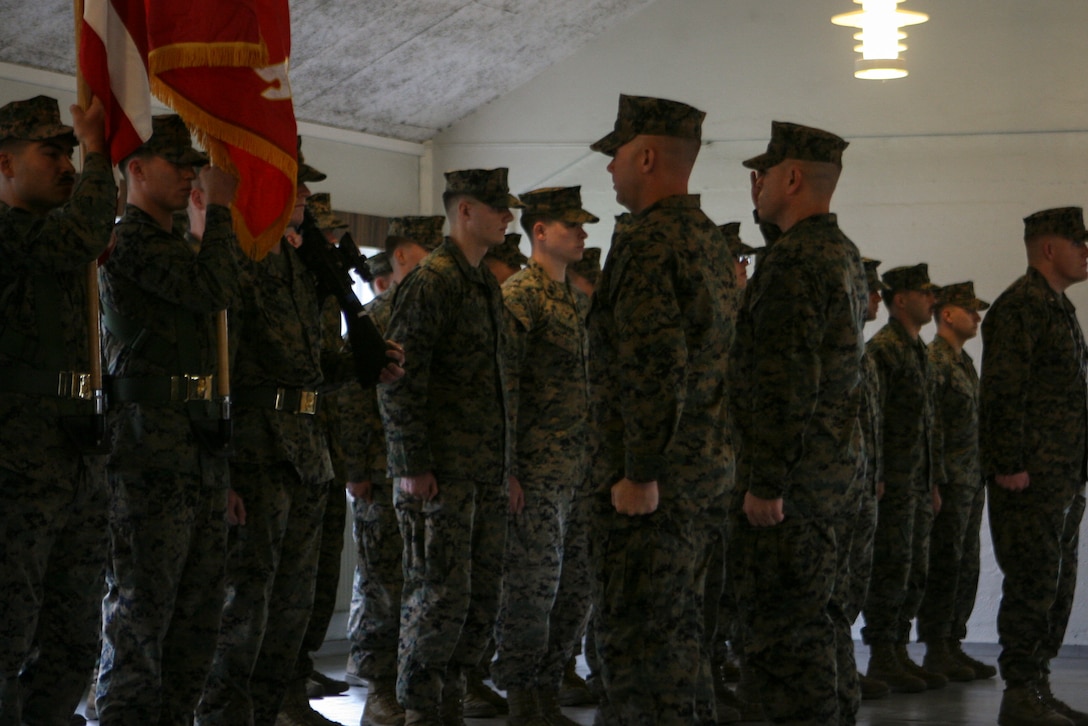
{"left": 148, "top": 0, "right": 298, "bottom": 260}
{"left": 79, "top": 0, "right": 298, "bottom": 260}
{"left": 78, "top": 0, "right": 153, "bottom": 164}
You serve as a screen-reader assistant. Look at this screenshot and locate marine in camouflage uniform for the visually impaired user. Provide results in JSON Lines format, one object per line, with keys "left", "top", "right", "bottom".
{"left": 377, "top": 169, "right": 518, "bottom": 723}
{"left": 290, "top": 191, "right": 354, "bottom": 701}
{"left": 587, "top": 95, "right": 736, "bottom": 725}
{"left": 97, "top": 115, "right": 240, "bottom": 726}
{"left": 728, "top": 121, "right": 867, "bottom": 725}
{"left": 194, "top": 174, "right": 359, "bottom": 726}
{"left": 860, "top": 263, "right": 944, "bottom": 693}
{"left": 490, "top": 186, "right": 595, "bottom": 722}
{"left": 917, "top": 282, "right": 996, "bottom": 682}
{"left": 846, "top": 259, "right": 888, "bottom": 701}
{"left": 342, "top": 215, "right": 442, "bottom": 725}
{"left": 981, "top": 208, "right": 1088, "bottom": 725}
{"left": 0, "top": 95, "right": 115, "bottom": 725}
{"left": 706, "top": 222, "right": 758, "bottom": 698}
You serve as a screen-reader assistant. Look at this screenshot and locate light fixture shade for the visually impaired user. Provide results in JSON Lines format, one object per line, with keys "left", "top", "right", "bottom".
{"left": 855, "top": 58, "right": 908, "bottom": 80}
{"left": 832, "top": 0, "right": 928, "bottom": 80}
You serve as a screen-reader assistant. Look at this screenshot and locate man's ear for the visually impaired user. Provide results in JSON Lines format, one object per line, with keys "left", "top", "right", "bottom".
{"left": 0, "top": 149, "right": 16, "bottom": 179}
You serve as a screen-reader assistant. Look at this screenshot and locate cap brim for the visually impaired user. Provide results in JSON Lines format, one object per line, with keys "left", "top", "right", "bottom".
{"left": 590, "top": 129, "right": 625, "bottom": 156}
{"left": 166, "top": 148, "right": 209, "bottom": 166}
{"left": 557, "top": 209, "right": 599, "bottom": 224}
{"left": 742, "top": 152, "right": 777, "bottom": 171}
{"left": 298, "top": 164, "right": 327, "bottom": 183}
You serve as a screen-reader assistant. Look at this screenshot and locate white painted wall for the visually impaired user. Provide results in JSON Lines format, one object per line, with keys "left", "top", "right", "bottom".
{"left": 432, "top": 0, "right": 1088, "bottom": 647}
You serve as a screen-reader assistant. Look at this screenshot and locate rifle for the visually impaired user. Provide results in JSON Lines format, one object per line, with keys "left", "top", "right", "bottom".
{"left": 294, "top": 208, "right": 391, "bottom": 387}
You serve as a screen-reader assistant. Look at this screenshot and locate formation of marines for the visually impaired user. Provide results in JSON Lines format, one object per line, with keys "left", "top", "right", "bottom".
{"left": 1, "top": 87, "right": 1086, "bottom": 726}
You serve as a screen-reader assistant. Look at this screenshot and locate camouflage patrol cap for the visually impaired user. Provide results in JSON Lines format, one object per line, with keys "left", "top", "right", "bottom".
{"left": 362, "top": 250, "right": 392, "bottom": 281}
{"left": 1023, "top": 207, "right": 1088, "bottom": 243}
{"left": 569, "top": 247, "right": 602, "bottom": 285}
{"left": 882, "top": 263, "right": 938, "bottom": 293}
{"left": 591, "top": 94, "right": 705, "bottom": 156}
{"left": 444, "top": 168, "right": 524, "bottom": 209}
{"left": 519, "top": 186, "right": 599, "bottom": 224}
{"left": 130, "top": 115, "right": 207, "bottom": 166}
{"left": 936, "top": 281, "right": 990, "bottom": 312}
{"left": 0, "top": 95, "right": 76, "bottom": 145}
{"left": 297, "top": 136, "right": 327, "bottom": 184}
{"left": 862, "top": 258, "right": 889, "bottom": 292}
{"left": 718, "top": 222, "right": 763, "bottom": 258}
{"left": 743, "top": 121, "right": 848, "bottom": 171}
{"left": 485, "top": 233, "right": 528, "bottom": 268}
{"left": 387, "top": 215, "right": 445, "bottom": 252}
{"left": 305, "top": 193, "right": 348, "bottom": 231}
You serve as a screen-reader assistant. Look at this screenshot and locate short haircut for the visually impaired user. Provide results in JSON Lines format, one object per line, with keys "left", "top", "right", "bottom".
{"left": 118, "top": 149, "right": 154, "bottom": 181}
{"left": 385, "top": 234, "right": 417, "bottom": 256}
{"left": 882, "top": 288, "right": 900, "bottom": 310}
{"left": 519, "top": 212, "right": 546, "bottom": 238}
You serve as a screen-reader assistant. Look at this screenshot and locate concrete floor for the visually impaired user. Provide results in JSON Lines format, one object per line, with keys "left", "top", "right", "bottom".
{"left": 304, "top": 643, "right": 1088, "bottom": 726}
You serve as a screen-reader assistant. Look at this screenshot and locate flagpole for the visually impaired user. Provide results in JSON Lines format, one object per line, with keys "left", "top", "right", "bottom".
{"left": 216, "top": 309, "right": 231, "bottom": 448}
{"left": 74, "top": 0, "right": 107, "bottom": 447}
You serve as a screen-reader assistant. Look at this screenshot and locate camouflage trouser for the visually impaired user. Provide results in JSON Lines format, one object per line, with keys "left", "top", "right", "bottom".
{"left": 543, "top": 488, "right": 595, "bottom": 688}
{"left": 292, "top": 480, "right": 347, "bottom": 682}
{"left": 492, "top": 478, "right": 592, "bottom": 691}
{"left": 730, "top": 510, "right": 860, "bottom": 726}
{"left": 0, "top": 462, "right": 107, "bottom": 726}
{"left": 861, "top": 487, "right": 932, "bottom": 644}
{"left": 989, "top": 479, "right": 1084, "bottom": 685}
{"left": 195, "top": 463, "right": 328, "bottom": 726}
{"left": 97, "top": 450, "right": 228, "bottom": 726}
{"left": 394, "top": 477, "right": 506, "bottom": 711}
{"left": 844, "top": 488, "right": 878, "bottom": 624}
{"left": 916, "top": 482, "right": 985, "bottom": 642}
{"left": 347, "top": 477, "right": 403, "bottom": 682}
{"left": 594, "top": 504, "right": 714, "bottom": 726}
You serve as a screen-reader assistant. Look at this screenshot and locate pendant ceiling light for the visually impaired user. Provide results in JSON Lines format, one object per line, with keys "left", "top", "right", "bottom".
{"left": 831, "top": 0, "right": 929, "bottom": 80}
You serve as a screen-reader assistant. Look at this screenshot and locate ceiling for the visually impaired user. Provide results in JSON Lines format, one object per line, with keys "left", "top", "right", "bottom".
{"left": 0, "top": 0, "right": 655, "bottom": 142}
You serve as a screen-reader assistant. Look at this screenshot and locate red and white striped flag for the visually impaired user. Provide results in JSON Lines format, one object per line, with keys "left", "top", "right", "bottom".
{"left": 78, "top": 0, "right": 153, "bottom": 164}
{"left": 77, "top": 0, "right": 299, "bottom": 259}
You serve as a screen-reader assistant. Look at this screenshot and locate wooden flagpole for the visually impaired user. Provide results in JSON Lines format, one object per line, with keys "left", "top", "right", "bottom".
{"left": 74, "top": 0, "right": 106, "bottom": 445}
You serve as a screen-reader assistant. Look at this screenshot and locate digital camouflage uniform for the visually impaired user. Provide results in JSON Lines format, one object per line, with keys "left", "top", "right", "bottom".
{"left": 981, "top": 250, "right": 1088, "bottom": 687}
{"left": 344, "top": 287, "right": 402, "bottom": 683}
{"left": 587, "top": 95, "right": 735, "bottom": 726}
{"left": 917, "top": 285, "right": 988, "bottom": 645}
{"left": 588, "top": 197, "right": 735, "bottom": 725}
{"left": 292, "top": 195, "right": 350, "bottom": 689}
{"left": 344, "top": 215, "right": 444, "bottom": 687}
{"left": 846, "top": 260, "right": 887, "bottom": 627}
{"left": 730, "top": 214, "right": 867, "bottom": 726}
{"left": 0, "top": 97, "right": 116, "bottom": 725}
{"left": 97, "top": 115, "right": 239, "bottom": 726}
{"left": 492, "top": 255, "right": 592, "bottom": 692}
{"left": 196, "top": 241, "right": 354, "bottom": 726}
{"left": 98, "top": 200, "right": 238, "bottom": 726}
{"left": 861, "top": 266, "right": 937, "bottom": 650}
{"left": 847, "top": 352, "right": 882, "bottom": 624}
{"left": 378, "top": 232, "right": 511, "bottom": 713}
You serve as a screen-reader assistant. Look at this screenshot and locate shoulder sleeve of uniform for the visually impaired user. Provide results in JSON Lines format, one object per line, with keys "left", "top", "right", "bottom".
{"left": 980, "top": 291, "right": 1037, "bottom": 476}
{"left": 378, "top": 265, "right": 454, "bottom": 478}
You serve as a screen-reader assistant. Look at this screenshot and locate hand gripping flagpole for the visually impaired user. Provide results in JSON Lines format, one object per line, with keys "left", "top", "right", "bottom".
{"left": 74, "top": 0, "right": 107, "bottom": 448}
